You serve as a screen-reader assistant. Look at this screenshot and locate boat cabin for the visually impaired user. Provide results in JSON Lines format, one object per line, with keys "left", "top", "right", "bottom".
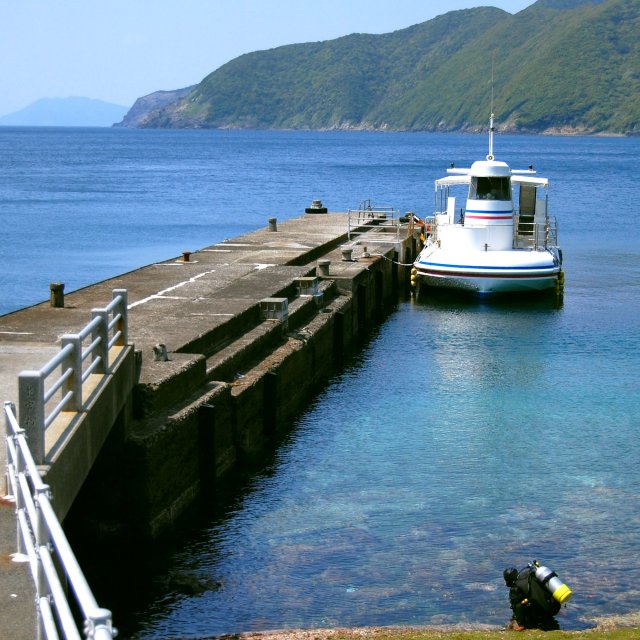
{"left": 433, "top": 160, "right": 554, "bottom": 250}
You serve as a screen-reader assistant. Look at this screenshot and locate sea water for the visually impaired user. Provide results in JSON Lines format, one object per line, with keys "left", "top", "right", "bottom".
{"left": 1, "top": 128, "right": 639, "bottom": 636}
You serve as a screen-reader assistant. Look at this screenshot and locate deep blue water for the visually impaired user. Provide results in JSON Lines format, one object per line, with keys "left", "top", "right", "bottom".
{"left": 1, "top": 128, "right": 639, "bottom": 636}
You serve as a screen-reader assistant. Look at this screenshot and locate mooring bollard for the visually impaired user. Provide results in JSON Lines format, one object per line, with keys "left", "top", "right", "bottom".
{"left": 269, "top": 217, "right": 278, "bottom": 232}
{"left": 153, "top": 344, "right": 169, "bottom": 362}
{"left": 182, "top": 251, "right": 191, "bottom": 262}
{"left": 341, "top": 247, "right": 353, "bottom": 262}
{"left": 318, "top": 259, "right": 330, "bottom": 277}
{"left": 305, "top": 199, "right": 328, "bottom": 214}
{"left": 49, "top": 282, "right": 65, "bottom": 308}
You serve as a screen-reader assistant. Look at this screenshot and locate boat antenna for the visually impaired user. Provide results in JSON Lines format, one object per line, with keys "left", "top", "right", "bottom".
{"left": 488, "top": 112, "right": 495, "bottom": 161}
{"left": 487, "top": 59, "right": 495, "bottom": 161}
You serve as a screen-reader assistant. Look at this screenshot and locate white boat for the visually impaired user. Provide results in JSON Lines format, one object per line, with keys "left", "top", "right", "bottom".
{"left": 412, "top": 115, "right": 563, "bottom": 297}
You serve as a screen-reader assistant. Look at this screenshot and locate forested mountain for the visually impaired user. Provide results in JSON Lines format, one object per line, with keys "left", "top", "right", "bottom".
{"left": 117, "top": 0, "right": 639, "bottom": 134}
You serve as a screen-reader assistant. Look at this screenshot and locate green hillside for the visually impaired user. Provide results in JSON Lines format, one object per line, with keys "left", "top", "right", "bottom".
{"left": 122, "top": 0, "right": 640, "bottom": 134}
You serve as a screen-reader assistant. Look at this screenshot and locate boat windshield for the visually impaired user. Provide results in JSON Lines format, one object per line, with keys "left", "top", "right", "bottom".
{"left": 469, "top": 176, "right": 511, "bottom": 201}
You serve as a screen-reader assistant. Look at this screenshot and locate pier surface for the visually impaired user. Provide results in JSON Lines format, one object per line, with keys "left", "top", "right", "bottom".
{"left": 0, "top": 211, "right": 412, "bottom": 639}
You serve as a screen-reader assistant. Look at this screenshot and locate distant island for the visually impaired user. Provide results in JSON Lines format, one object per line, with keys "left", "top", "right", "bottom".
{"left": 0, "top": 97, "right": 129, "bottom": 127}
{"left": 116, "top": 0, "right": 639, "bottom": 135}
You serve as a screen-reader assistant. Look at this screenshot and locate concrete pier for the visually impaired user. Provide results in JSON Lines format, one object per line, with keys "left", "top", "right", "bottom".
{"left": 0, "top": 211, "right": 416, "bottom": 639}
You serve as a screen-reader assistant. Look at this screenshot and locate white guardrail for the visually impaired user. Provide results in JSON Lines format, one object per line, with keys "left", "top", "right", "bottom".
{"left": 4, "top": 289, "right": 128, "bottom": 640}
{"left": 18, "top": 290, "right": 128, "bottom": 465}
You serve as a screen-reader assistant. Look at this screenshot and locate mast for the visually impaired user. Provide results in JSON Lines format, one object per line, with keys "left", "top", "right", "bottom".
{"left": 488, "top": 112, "right": 495, "bottom": 161}
{"left": 488, "top": 59, "right": 495, "bottom": 161}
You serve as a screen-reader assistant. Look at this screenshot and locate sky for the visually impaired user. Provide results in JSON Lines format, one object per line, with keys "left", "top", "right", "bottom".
{"left": 0, "top": 0, "right": 536, "bottom": 118}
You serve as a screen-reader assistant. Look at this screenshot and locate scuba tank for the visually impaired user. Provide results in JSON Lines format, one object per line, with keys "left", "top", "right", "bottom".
{"left": 529, "top": 560, "right": 572, "bottom": 604}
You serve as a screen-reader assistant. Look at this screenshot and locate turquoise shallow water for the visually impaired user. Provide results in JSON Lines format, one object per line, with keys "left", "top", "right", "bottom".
{"left": 1, "top": 128, "right": 639, "bottom": 636}
{"left": 131, "top": 293, "right": 640, "bottom": 636}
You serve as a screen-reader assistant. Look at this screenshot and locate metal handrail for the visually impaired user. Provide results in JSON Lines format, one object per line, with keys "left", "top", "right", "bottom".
{"left": 513, "top": 213, "right": 559, "bottom": 250}
{"left": 18, "top": 289, "right": 128, "bottom": 464}
{"left": 5, "top": 401, "right": 115, "bottom": 640}
{"left": 347, "top": 200, "right": 404, "bottom": 242}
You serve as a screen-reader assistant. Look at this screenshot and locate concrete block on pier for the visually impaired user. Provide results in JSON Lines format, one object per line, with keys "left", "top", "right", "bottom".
{"left": 260, "top": 297, "right": 289, "bottom": 322}
{"left": 294, "top": 277, "right": 319, "bottom": 297}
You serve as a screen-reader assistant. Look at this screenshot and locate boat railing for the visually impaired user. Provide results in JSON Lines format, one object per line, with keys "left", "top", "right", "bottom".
{"left": 513, "top": 213, "right": 559, "bottom": 250}
{"left": 427, "top": 210, "right": 558, "bottom": 251}
{"left": 423, "top": 215, "right": 438, "bottom": 241}
{"left": 347, "top": 199, "right": 404, "bottom": 242}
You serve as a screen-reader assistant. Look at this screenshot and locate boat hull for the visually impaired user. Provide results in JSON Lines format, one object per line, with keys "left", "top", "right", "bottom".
{"left": 414, "top": 247, "right": 561, "bottom": 295}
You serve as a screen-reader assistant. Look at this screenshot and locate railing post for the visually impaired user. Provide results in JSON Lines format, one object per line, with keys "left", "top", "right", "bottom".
{"left": 4, "top": 401, "right": 13, "bottom": 496}
{"left": 18, "top": 371, "right": 45, "bottom": 464}
{"left": 113, "top": 289, "right": 128, "bottom": 346}
{"left": 85, "top": 607, "right": 115, "bottom": 640}
{"left": 92, "top": 310, "right": 110, "bottom": 371}
{"left": 61, "top": 334, "right": 83, "bottom": 412}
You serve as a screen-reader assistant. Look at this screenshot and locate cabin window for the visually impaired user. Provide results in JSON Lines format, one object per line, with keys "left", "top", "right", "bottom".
{"left": 469, "top": 176, "right": 511, "bottom": 201}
